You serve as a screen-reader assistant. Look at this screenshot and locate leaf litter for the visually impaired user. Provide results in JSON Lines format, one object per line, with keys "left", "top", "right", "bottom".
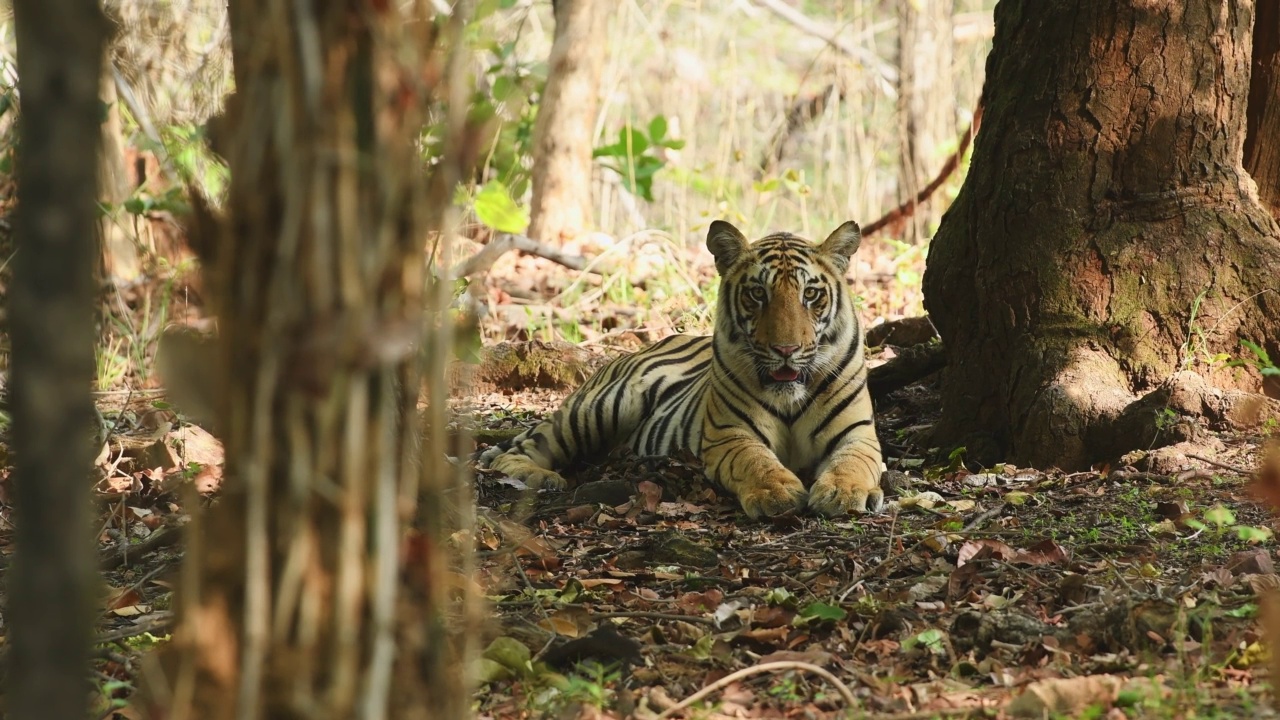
{"left": 467, "top": 354, "right": 1280, "bottom": 719}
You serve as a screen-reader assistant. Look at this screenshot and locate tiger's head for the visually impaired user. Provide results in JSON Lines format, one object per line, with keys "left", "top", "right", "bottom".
{"left": 707, "top": 220, "right": 864, "bottom": 405}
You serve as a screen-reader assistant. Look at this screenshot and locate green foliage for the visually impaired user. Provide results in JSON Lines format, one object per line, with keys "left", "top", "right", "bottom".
{"left": 593, "top": 116, "right": 684, "bottom": 202}
{"left": 795, "top": 601, "right": 846, "bottom": 624}
{"left": 1183, "top": 504, "right": 1272, "bottom": 544}
{"left": 471, "top": 179, "right": 530, "bottom": 233}
{"left": 1228, "top": 339, "right": 1280, "bottom": 377}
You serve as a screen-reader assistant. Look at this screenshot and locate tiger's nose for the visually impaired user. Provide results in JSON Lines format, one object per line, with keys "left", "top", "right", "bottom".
{"left": 772, "top": 344, "right": 800, "bottom": 357}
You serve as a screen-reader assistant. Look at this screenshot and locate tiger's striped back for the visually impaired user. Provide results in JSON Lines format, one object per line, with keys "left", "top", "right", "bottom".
{"left": 479, "top": 221, "right": 883, "bottom": 519}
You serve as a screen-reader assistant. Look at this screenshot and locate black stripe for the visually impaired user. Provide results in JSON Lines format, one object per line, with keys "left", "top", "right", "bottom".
{"left": 821, "top": 418, "right": 873, "bottom": 458}
{"left": 814, "top": 372, "right": 868, "bottom": 431}
{"left": 709, "top": 389, "right": 771, "bottom": 448}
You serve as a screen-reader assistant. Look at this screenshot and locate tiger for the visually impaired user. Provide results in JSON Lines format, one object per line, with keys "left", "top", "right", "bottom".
{"left": 478, "top": 220, "right": 884, "bottom": 519}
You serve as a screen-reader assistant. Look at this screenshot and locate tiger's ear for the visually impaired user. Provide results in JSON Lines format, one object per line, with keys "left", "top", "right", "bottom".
{"left": 707, "top": 220, "right": 750, "bottom": 275}
{"left": 819, "top": 221, "right": 862, "bottom": 271}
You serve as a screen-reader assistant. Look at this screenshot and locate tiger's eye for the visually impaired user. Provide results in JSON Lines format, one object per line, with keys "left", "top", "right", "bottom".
{"left": 803, "top": 287, "right": 822, "bottom": 304}
{"left": 749, "top": 286, "right": 767, "bottom": 303}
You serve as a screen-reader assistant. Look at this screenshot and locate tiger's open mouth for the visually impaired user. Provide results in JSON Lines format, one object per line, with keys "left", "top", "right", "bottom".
{"left": 767, "top": 367, "right": 802, "bottom": 383}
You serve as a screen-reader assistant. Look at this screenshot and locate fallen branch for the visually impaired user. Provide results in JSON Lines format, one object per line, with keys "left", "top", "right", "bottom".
{"left": 868, "top": 342, "right": 947, "bottom": 404}
{"left": 651, "top": 660, "right": 857, "bottom": 720}
{"left": 862, "top": 101, "right": 985, "bottom": 239}
{"left": 750, "top": 0, "right": 887, "bottom": 72}
{"left": 449, "top": 231, "right": 596, "bottom": 279}
{"left": 100, "top": 526, "right": 185, "bottom": 570}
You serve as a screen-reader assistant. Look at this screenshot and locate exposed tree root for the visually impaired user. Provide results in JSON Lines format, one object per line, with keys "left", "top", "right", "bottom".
{"left": 1010, "top": 348, "right": 1280, "bottom": 470}
{"left": 868, "top": 342, "right": 946, "bottom": 405}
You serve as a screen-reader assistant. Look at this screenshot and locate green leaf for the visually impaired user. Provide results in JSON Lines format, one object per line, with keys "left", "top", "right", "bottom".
{"left": 797, "top": 602, "right": 847, "bottom": 622}
{"left": 1227, "top": 603, "right": 1258, "bottom": 618}
{"left": 763, "top": 587, "right": 795, "bottom": 608}
{"left": 618, "top": 126, "right": 650, "bottom": 155}
{"left": 753, "top": 178, "right": 780, "bottom": 193}
{"left": 1204, "top": 504, "right": 1236, "bottom": 528}
{"left": 902, "top": 628, "right": 946, "bottom": 654}
{"left": 1237, "top": 525, "right": 1272, "bottom": 543}
{"left": 473, "top": 180, "right": 529, "bottom": 233}
{"left": 123, "top": 197, "right": 148, "bottom": 215}
{"left": 491, "top": 75, "right": 515, "bottom": 102}
{"left": 648, "top": 115, "right": 668, "bottom": 142}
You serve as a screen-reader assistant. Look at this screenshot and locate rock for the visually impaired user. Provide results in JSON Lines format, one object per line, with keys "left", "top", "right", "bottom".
{"left": 1227, "top": 549, "right": 1275, "bottom": 576}
{"left": 648, "top": 530, "right": 719, "bottom": 568}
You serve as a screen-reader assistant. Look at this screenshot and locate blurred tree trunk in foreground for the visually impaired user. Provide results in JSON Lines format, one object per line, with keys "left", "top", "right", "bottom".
{"left": 527, "top": 0, "right": 608, "bottom": 244}
{"left": 144, "top": 3, "right": 479, "bottom": 719}
{"left": 1245, "top": 0, "right": 1280, "bottom": 218}
{"left": 896, "top": 0, "right": 954, "bottom": 243}
{"left": 4, "top": 0, "right": 108, "bottom": 718}
{"left": 924, "top": 0, "right": 1280, "bottom": 470}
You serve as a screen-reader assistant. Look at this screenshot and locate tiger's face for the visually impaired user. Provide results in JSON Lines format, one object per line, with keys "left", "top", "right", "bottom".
{"left": 707, "top": 221, "right": 863, "bottom": 405}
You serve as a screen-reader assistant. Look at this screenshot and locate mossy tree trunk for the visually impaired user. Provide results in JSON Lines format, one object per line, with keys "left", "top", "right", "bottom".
{"left": 149, "top": 4, "right": 477, "bottom": 719}
{"left": 526, "top": 0, "right": 608, "bottom": 245}
{"left": 923, "top": 0, "right": 1280, "bottom": 470}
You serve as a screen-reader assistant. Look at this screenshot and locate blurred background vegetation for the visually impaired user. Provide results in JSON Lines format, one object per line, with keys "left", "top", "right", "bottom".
{"left": 0, "top": 0, "right": 995, "bottom": 392}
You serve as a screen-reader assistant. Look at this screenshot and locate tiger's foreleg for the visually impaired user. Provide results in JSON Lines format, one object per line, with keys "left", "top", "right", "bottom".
{"left": 808, "top": 430, "right": 884, "bottom": 516}
{"left": 480, "top": 415, "right": 576, "bottom": 490}
{"left": 700, "top": 432, "right": 807, "bottom": 519}
{"left": 479, "top": 372, "right": 642, "bottom": 491}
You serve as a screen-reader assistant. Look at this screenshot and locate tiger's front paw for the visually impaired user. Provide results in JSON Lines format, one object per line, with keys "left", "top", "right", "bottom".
{"left": 487, "top": 454, "right": 569, "bottom": 491}
{"left": 735, "top": 471, "right": 807, "bottom": 519}
{"left": 808, "top": 469, "right": 884, "bottom": 516}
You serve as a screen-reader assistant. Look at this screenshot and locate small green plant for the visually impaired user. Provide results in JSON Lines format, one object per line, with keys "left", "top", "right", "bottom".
{"left": 1154, "top": 406, "right": 1180, "bottom": 433}
{"left": 593, "top": 116, "right": 684, "bottom": 202}
{"left": 1228, "top": 339, "right": 1280, "bottom": 377}
{"left": 1184, "top": 504, "right": 1273, "bottom": 543}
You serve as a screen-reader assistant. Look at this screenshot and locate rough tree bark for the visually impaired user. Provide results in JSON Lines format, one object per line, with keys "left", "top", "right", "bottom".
{"left": 923, "top": 0, "right": 1280, "bottom": 470}
{"left": 526, "top": 0, "right": 608, "bottom": 245}
{"left": 5, "top": 0, "right": 108, "bottom": 717}
{"left": 1245, "top": 0, "right": 1280, "bottom": 217}
{"left": 896, "top": 0, "right": 954, "bottom": 243}
{"left": 144, "top": 3, "right": 477, "bottom": 719}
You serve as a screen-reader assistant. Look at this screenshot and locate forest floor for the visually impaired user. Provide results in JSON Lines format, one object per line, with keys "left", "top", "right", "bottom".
{"left": 463, "top": 337, "right": 1280, "bottom": 720}
{"left": 2, "top": 232, "right": 1278, "bottom": 718}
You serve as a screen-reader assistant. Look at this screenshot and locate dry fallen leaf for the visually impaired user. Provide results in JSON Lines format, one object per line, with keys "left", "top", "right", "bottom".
{"left": 1006, "top": 674, "right": 1123, "bottom": 717}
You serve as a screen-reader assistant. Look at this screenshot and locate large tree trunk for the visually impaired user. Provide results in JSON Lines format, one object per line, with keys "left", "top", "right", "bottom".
{"left": 923, "top": 0, "right": 1280, "bottom": 470}
{"left": 1245, "top": 0, "right": 1280, "bottom": 217}
{"left": 146, "top": 4, "right": 477, "bottom": 719}
{"left": 526, "top": 0, "right": 608, "bottom": 245}
{"left": 5, "top": 0, "right": 107, "bottom": 717}
{"left": 896, "top": 0, "right": 955, "bottom": 243}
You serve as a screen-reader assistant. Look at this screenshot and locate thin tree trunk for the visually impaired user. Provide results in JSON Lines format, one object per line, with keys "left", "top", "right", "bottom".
{"left": 99, "top": 61, "right": 142, "bottom": 284}
{"left": 4, "top": 0, "right": 108, "bottom": 718}
{"left": 526, "top": 0, "right": 608, "bottom": 245}
{"left": 1245, "top": 0, "right": 1280, "bottom": 218}
{"left": 923, "top": 0, "right": 1280, "bottom": 470}
{"left": 896, "top": 0, "right": 955, "bottom": 243}
{"left": 140, "top": 4, "right": 477, "bottom": 719}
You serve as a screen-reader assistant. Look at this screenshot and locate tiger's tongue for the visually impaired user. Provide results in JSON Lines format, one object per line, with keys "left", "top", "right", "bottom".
{"left": 770, "top": 368, "right": 800, "bottom": 382}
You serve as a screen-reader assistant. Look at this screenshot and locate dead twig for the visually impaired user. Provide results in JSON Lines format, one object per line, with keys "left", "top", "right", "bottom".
{"left": 1186, "top": 453, "right": 1255, "bottom": 476}
{"left": 651, "top": 660, "right": 857, "bottom": 720}
{"left": 100, "top": 526, "right": 185, "bottom": 570}
{"left": 95, "top": 612, "right": 175, "bottom": 644}
{"left": 449, "top": 232, "right": 597, "bottom": 279}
